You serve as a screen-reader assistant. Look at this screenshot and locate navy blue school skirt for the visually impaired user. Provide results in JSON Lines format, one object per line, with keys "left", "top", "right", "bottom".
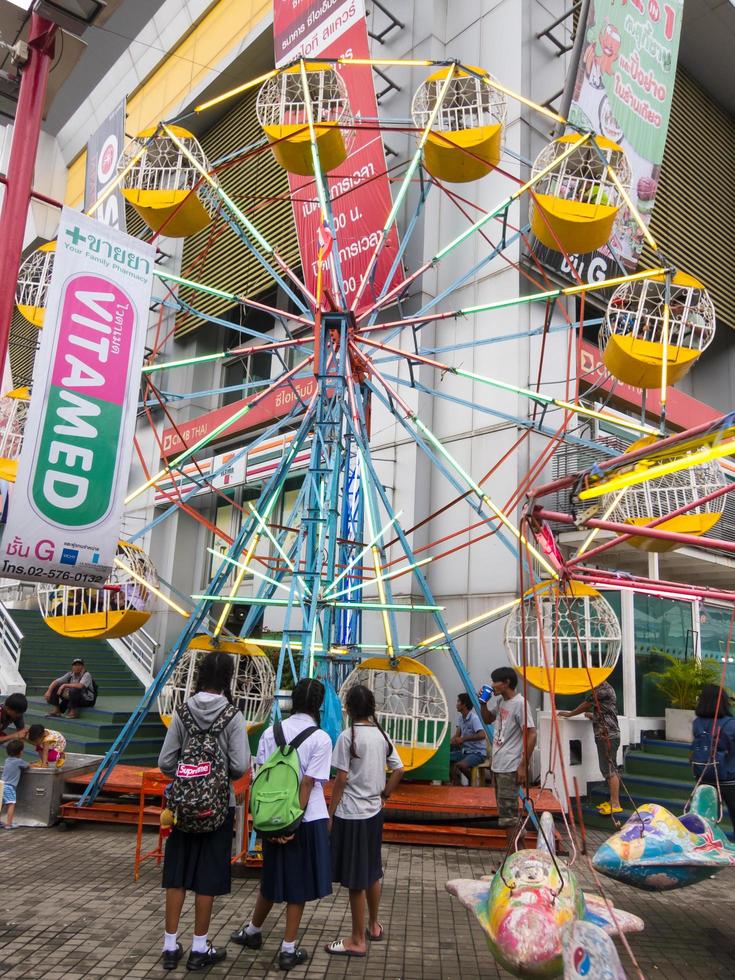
{"left": 331, "top": 811, "right": 384, "bottom": 890}
{"left": 260, "top": 818, "right": 332, "bottom": 904}
{"left": 162, "top": 809, "right": 234, "bottom": 896}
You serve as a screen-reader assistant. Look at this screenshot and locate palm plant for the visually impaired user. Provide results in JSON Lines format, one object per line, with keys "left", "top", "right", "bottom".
{"left": 648, "top": 651, "right": 723, "bottom": 710}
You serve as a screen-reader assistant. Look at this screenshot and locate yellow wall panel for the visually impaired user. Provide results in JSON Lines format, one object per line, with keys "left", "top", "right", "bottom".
{"left": 65, "top": 0, "right": 270, "bottom": 206}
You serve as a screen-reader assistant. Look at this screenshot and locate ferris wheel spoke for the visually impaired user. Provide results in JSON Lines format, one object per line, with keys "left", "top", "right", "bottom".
{"left": 350, "top": 64, "right": 458, "bottom": 313}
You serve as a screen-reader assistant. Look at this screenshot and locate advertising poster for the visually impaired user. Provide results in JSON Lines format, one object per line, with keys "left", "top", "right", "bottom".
{"left": 537, "top": 0, "right": 684, "bottom": 282}
{"left": 1, "top": 208, "right": 154, "bottom": 585}
{"left": 84, "top": 99, "right": 128, "bottom": 233}
{"left": 273, "top": 0, "right": 403, "bottom": 311}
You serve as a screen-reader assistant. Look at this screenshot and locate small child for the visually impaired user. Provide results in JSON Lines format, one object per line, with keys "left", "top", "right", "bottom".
{"left": 27, "top": 724, "right": 66, "bottom": 768}
{"left": 2, "top": 738, "right": 30, "bottom": 829}
{"left": 326, "top": 684, "right": 405, "bottom": 957}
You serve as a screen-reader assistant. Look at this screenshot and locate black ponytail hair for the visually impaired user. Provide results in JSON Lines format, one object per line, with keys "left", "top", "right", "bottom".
{"left": 195, "top": 650, "right": 235, "bottom": 702}
{"left": 345, "top": 683, "right": 394, "bottom": 759}
{"left": 291, "top": 678, "right": 325, "bottom": 726}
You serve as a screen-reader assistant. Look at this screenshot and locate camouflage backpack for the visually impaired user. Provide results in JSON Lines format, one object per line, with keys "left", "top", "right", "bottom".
{"left": 167, "top": 702, "right": 237, "bottom": 833}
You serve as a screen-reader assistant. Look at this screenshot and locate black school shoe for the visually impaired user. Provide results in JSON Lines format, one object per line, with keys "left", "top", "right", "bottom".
{"left": 278, "top": 948, "right": 308, "bottom": 971}
{"left": 162, "top": 943, "right": 183, "bottom": 970}
{"left": 230, "top": 925, "right": 262, "bottom": 949}
{"left": 186, "top": 944, "right": 227, "bottom": 971}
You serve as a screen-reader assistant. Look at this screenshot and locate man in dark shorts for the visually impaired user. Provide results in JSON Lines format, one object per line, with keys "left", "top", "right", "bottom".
{"left": 0, "top": 693, "right": 28, "bottom": 745}
{"left": 559, "top": 681, "right": 621, "bottom": 815}
{"left": 480, "top": 667, "right": 536, "bottom": 847}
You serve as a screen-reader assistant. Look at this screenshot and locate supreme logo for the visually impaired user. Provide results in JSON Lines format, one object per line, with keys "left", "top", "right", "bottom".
{"left": 176, "top": 762, "right": 211, "bottom": 779}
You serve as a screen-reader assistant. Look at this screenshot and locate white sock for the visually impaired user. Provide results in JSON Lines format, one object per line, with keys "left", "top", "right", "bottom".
{"left": 281, "top": 940, "right": 296, "bottom": 954}
{"left": 192, "top": 934, "right": 208, "bottom": 954}
{"left": 163, "top": 932, "right": 178, "bottom": 952}
{"left": 245, "top": 922, "right": 261, "bottom": 936}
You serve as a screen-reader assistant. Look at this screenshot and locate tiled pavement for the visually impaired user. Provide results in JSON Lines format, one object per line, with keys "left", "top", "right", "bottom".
{"left": 1, "top": 825, "right": 735, "bottom": 979}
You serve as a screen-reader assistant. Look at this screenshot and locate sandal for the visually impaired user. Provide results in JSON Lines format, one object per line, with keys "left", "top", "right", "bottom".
{"left": 597, "top": 802, "right": 623, "bottom": 815}
{"left": 366, "top": 925, "right": 385, "bottom": 942}
{"left": 325, "top": 940, "right": 366, "bottom": 958}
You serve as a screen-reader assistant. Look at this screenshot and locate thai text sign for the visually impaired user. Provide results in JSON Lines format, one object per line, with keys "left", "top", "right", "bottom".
{"left": 273, "top": 0, "right": 403, "bottom": 310}
{"left": 2, "top": 208, "right": 154, "bottom": 586}
{"left": 538, "top": 0, "right": 683, "bottom": 280}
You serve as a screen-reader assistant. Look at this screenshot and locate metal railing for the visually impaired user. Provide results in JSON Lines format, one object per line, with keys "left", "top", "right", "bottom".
{"left": 0, "top": 599, "right": 23, "bottom": 666}
{"left": 108, "top": 626, "right": 159, "bottom": 686}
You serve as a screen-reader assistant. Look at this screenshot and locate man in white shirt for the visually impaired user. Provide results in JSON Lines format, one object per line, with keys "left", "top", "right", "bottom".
{"left": 480, "top": 667, "right": 536, "bottom": 847}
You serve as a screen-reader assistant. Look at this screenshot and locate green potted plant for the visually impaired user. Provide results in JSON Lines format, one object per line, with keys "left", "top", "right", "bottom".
{"left": 649, "top": 652, "right": 723, "bottom": 741}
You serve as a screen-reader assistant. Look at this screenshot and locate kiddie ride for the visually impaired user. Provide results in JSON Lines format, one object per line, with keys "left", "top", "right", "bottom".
{"left": 447, "top": 812, "right": 643, "bottom": 978}
{"left": 592, "top": 784, "right": 735, "bottom": 892}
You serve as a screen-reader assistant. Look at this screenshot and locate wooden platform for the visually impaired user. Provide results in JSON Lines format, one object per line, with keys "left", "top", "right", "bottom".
{"left": 60, "top": 766, "right": 562, "bottom": 851}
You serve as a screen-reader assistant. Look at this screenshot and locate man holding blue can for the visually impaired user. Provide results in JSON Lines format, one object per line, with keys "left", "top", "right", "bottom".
{"left": 449, "top": 693, "right": 487, "bottom": 785}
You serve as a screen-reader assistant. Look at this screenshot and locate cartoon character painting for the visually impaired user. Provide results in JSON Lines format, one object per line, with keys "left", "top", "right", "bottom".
{"left": 593, "top": 784, "right": 735, "bottom": 891}
{"left": 583, "top": 19, "right": 622, "bottom": 89}
{"left": 447, "top": 813, "right": 642, "bottom": 978}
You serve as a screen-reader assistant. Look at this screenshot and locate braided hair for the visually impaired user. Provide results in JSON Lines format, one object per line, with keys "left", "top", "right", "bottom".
{"left": 291, "top": 678, "right": 325, "bottom": 726}
{"left": 345, "top": 684, "right": 394, "bottom": 759}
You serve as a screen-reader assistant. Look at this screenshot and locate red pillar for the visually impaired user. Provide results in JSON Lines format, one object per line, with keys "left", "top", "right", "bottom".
{"left": 0, "top": 14, "right": 57, "bottom": 371}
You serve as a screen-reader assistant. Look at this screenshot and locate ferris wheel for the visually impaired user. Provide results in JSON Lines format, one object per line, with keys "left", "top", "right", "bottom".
{"left": 17, "top": 55, "right": 717, "bottom": 800}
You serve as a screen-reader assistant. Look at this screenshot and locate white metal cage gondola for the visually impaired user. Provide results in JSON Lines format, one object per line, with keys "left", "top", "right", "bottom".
{"left": 599, "top": 273, "right": 716, "bottom": 389}
{"left": 256, "top": 62, "right": 354, "bottom": 175}
{"left": 410, "top": 65, "right": 507, "bottom": 182}
{"left": 36, "top": 541, "right": 159, "bottom": 640}
{"left": 529, "top": 134, "right": 632, "bottom": 255}
{"left": 157, "top": 636, "right": 276, "bottom": 730}
{"left": 339, "top": 656, "right": 449, "bottom": 771}
{"left": 503, "top": 583, "right": 622, "bottom": 696}
{"left": 118, "top": 125, "right": 219, "bottom": 237}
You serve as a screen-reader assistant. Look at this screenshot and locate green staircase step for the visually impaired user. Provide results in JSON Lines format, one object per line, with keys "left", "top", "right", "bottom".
{"left": 10, "top": 608, "right": 144, "bottom": 697}
{"left": 640, "top": 738, "right": 691, "bottom": 758}
{"left": 625, "top": 750, "right": 692, "bottom": 780}
{"left": 6, "top": 609, "right": 163, "bottom": 767}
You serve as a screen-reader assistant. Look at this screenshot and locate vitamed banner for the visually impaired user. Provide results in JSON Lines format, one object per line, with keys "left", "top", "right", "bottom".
{"left": 1, "top": 208, "right": 154, "bottom": 586}
{"left": 537, "top": 0, "right": 684, "bottom": 281}
{"left": 273, "top": 0, "right": 403, "bottom": 310}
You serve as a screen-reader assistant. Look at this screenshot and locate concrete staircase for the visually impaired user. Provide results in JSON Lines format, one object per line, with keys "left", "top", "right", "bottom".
{"left": 583, "top": 737, "right": 734, "bottom": 838}
{"left": 10, "top": 609, "right": 165, "bottom": 765}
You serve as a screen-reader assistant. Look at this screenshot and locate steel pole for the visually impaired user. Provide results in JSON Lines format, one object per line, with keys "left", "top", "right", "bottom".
{"left": 0, "top": 14, "right": 57, "bottom": 369}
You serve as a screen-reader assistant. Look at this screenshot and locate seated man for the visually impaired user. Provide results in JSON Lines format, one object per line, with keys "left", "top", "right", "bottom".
{"left": 0, "top": 693, "right": 28, "bottom": 745}
{"left": 44, "top": 658, "right": 96, "bottom": 719}
{"left": 449, "top": 693, "right": 487, "bottom": 785}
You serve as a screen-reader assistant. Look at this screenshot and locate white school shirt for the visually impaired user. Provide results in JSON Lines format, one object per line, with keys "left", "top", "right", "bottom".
{"left": 255, "top": 713, "right": 332, "bottom": 822}
{"left": 332, "top": 724, "right": 404, "bottom": 820}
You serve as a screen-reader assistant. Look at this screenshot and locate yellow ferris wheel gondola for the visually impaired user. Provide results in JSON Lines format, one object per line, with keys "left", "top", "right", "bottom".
{"left": 16, "top": 240, "right": 56, "bottom": 327}
{"left": 530, "top": 134, "right": 631, "bottom": 254}
{"left": 411, "top": 66, "right": 506, "bottom": 183}
{"left": 0, "top": 386, "right": 30, "bottom": 484}
{"left": 119, "top": 125, "right": 216, "bottom": 238}
{"left": 256, "top": 62, "right": 352, "bottom": 176}
{"left": 602, "top": 435, "right": 728, "bottom": 553}
{"left": 37, "top": 541, "right": 157, "bottom": 639}
{"left": 599, "top": 271, "right": 716, "bottom": 390}
{"left": 340, "top": 656, "right": 449, "bottom": 771}
{"left": 504, "top": 582, "right": 621, "bottom": 696}
{"left": 157, "top": 634, "right": 275, "bottom": 728}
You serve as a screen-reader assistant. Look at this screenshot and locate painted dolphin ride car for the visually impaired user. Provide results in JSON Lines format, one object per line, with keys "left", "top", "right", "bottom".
{"left": 447, "top": 812, "right": 642, "bottom": 978}
{"left": 592, "top": 784, "right": 735, "bottom": 891}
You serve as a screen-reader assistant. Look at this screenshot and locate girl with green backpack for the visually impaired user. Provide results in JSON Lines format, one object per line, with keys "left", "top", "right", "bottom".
{"left": 231, "top": 678, "right": 332, "bottom": 971}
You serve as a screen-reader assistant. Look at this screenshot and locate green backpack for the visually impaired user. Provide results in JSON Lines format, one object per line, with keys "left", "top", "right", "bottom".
{"left": 250, "top": 721, "right": 317, "bottom": 839}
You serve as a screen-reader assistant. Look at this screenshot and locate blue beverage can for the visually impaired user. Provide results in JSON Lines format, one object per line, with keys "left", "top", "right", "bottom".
{"left": 479, "top": 684, "right": 493, "bottom": 704}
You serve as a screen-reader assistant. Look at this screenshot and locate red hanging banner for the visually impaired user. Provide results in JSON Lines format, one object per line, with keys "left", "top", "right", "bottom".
{"left": 272, "top": 0, "right": 403, "bottom": 312}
